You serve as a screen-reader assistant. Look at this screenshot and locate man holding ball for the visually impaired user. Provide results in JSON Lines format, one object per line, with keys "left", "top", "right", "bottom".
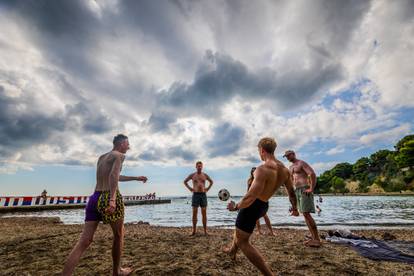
{"left": 224, "top": 137, "right": 298, "bottom": 276}
{"left": 184, "top": 161, "right": 213, "bottom": 236}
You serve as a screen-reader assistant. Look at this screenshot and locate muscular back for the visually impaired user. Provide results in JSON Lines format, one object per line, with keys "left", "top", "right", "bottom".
{"left": 95, "top": 151, "right": 124, "bottom": 192}
{"left": 254, "top": 160, "right": 291, "bottom": 202}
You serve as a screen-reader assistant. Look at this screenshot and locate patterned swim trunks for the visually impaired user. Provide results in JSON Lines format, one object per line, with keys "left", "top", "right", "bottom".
{"left": 97, "top": 190, "right": 125, "bottom": 224}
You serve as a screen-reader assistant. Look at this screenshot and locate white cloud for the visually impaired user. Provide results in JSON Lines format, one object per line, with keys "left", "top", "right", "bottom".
{"left": 326, "top": 146, "right": 345, "bottom": 155}
{"left": 359, "top": 124, "right": 412, "bottom": 145}
{"left": 311, "top": 161, "right": 339, "bottom": 174}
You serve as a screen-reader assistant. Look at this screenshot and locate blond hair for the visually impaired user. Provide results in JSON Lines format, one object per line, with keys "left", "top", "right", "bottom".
{"left": 257, "top": 137, "right": 277, "bottom": 154}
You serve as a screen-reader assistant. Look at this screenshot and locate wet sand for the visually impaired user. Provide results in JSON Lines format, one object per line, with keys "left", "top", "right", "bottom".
{"left": 1, "top": 217, "right": 414, "bottom": 275}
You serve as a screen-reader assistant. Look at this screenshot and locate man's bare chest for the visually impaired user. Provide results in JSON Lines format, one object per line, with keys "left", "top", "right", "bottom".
{"left": 291, "top": 164, "right": 303, "bottom": 175}
{"left": 192, "top": 174, "right": 206, "bottom": 183}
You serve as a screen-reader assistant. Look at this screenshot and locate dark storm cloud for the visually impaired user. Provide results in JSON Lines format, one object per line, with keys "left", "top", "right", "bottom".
{"left": 119, "top": 0, "right": 198, "bottom": 70}
{"left": 205, "top": 122, "right": 245, "bottom": 158}
{"left": 66, "top": 102, "right": 113, "bottom": 134}
{"left": 5, "top": 0, "right": 101, "bottom": 78}
{"left": 0, "top": 86, "right": 66, "bottom": 152}
{"left": 138, "top": 150, "right": 162, "bottom": 162}
{"left": 6, "top": 0, "right": 369, "bottom": 130}
{"left": 167, "top": 146, "right": 196, "bottom": 161}
{"left": 155, "top": 50, "right": 343, "bottom": 119}
{"left": 0, "top": 84, "right": 115, "bottom": 158}
{"left": 147, "top": 112, "right": 176, "bottom": 133}
{"left": 149, "top": 0, "right": 372, "bottom": 125}
{"left": 0, "top": 0, "right": 384, "bottom": 169}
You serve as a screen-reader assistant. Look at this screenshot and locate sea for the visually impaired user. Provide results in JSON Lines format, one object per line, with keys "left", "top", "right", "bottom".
{"left": 2, "top": 195, "right": 414, "bottom": 229}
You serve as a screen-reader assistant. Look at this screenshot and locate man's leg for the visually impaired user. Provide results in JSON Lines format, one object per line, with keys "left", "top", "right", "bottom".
{"left": 263, "top": 215, "right": 274, "bottom": 236}
{"left": 191, "top": 207, "right": 198, "bottom": 235}
{"left": 223, "top": 229, "right": 239, "bottom": 260}
{"left": 201, "top": 207, "right": 208, "bottom": 235}
{"left": 303, "top": 212, "right": 321, "bottom": 247}
{"left": 235, "top": 228, "right": 274, "bottom": 276}
{"left": 256, "top": 220, "right": 263, "bottom": 235}
{"left": 62, "top": 221, "right": 99, "bottom": 276}
{"left": 109, "top": 219, "right": 132, "bottom": 276}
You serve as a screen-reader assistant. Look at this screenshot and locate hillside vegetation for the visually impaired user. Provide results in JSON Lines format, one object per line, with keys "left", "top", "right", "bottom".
{"left": 316, "top": 134, "right": 414, "bottom": 194}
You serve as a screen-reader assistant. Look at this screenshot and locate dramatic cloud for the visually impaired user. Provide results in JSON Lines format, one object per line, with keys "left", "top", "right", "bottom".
{"left": 0, "top": 0, "right": 413, "bottom": 176}
{"left": 205, "top": 122, "right": 245, "bottom": 158}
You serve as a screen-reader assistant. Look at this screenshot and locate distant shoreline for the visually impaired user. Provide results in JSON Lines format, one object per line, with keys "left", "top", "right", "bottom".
{"left": 314, "top": 192, "right": 414, "bottom": 196}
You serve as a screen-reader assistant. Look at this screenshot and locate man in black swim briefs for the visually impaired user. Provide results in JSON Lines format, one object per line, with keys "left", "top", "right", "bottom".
{"left": 224, "top": 137, "right": 298, "bottom": 276}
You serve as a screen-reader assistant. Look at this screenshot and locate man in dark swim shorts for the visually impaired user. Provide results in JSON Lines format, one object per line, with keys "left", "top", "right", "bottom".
{"left": 224, "top": 137, "right": 298, "bottom": 276}
{"left": 63, "top": 134, "right": 148, "bottom": 276}
{"left": 184, "top": 161, "right": 213, "bottom": 235}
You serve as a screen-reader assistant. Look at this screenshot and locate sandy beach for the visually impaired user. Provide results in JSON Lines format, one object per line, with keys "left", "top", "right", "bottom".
{"left": 1, "top": 217, "right": 413, "bottom": 275}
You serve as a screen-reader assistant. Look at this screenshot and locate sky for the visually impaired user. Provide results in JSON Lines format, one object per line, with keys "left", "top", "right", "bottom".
{"left": 0, "top": 0, "right": 413, "bottom": 197}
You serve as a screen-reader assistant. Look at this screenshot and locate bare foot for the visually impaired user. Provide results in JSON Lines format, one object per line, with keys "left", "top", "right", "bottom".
{"left": 204, "top": 231, "right": 209, "bottom": 236}
{"left": 189, "top": 231, "right": 196, "bottom": 236}
{"left": 117, "top": 267, "right": 133, "bottom": 276}
{"left": 304, "top": 239, "right": 321, "bottom": 247}
{"left": 223, "top": 246, "right": 237, "bottom": 260}
{"left": 268, "top": 232, "right": 276, "bottom": 236}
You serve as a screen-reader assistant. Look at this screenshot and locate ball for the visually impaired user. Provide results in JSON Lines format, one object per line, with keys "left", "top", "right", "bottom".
{"left": 218, "top": 189, "right": 230, "bottom": 201}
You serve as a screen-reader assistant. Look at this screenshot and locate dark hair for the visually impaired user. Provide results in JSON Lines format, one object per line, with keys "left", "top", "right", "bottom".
{"left": 250, "top": 167, "right": 256, "bottom": 177}
{"left": 113, "top": 134, "right": 128, "bottom": 146}
{"left": 248, "top": 167, "right": 256, "bottom": 186}
{"left": 196, "top": 161, "right": 203, "bottom": 166}
{"left": 257, "top": 137, "right": 277, "bottom": 154}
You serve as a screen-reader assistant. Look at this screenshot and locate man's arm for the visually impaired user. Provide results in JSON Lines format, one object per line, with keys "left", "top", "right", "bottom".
{"left": 183, "top": 174, "right": 194, "bottom": 192}
{"left": 205, "top": 174, "right": 213, "bottom": 191}
{"left": 119, "top": 175, "right": 147, "bottom": 182}
{"left": 284, "top": 171, "right": 299, "bottom": 216}
{"left": 233, "top": 167, "right": 265, "bottom": 210}
{"left": 302, "top": 161, "right": 316, "bottom": 191}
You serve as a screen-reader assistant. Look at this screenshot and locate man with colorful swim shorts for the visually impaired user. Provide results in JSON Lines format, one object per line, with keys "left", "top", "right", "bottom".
{"left": 284, "top": 149, "right": 321, "bottom": 247}
{"left": 224, "top": 137, "right": 298, "bottom": 276}
{"left": 62, "top": 134, "right": 148, "bottom": 276}
{"left": 184, "top": 161, "right": 213, "bottom": 235}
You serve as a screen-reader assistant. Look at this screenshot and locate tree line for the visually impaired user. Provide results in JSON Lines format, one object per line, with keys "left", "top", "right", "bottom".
{"left": 315, "top": 134, "right": 414, "bottom": 194}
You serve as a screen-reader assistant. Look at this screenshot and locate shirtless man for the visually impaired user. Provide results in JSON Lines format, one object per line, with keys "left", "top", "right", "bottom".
{"left": 183, "top": 161, "right": 213, "bottom": 235}
{"left": 62, "top": 134, "right": 148, "bottom": 276}
{"left": 224, "top": 138, "right": 298, "bottom": 276}
{"left": 283, "top": 150, "right": 321, "bottom": 247}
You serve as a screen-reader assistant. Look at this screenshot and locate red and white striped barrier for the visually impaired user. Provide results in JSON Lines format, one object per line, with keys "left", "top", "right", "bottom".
{"left": 0, "top": 194, "right": 158, "bottom": 208}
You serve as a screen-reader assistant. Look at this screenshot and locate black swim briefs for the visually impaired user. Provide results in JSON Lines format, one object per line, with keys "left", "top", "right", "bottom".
{"left": 236, "top": 199, "right": 269, "bottom": 233}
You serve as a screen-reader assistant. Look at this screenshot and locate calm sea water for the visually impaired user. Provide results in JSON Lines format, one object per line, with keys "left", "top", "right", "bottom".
{"left": 2, "top": 196, "right": 414, "bottom": 229}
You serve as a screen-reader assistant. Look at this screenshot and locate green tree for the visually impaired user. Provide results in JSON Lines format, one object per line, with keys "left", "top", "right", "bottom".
{"left": 330, "top": 162, "right": 353, "bottom": 179}
{"left": 395, "top": 134, "right": 414, "bottom": 151}
{"left": 370, "top": 150, "right": 393, "bottom": 173}
{"left": 331, "top": 176, "right": 346, "bottom": 193}
{"left": 395, "top": 140, "right": 414, "bottom": 168}
{"left": 316, "top": 171, "right": 332, "bottom": 193}
{"left": 352, "top": 157, "right": 370, "bottom": 181}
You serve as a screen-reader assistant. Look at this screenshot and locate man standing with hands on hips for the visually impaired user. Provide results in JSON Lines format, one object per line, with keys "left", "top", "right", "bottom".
{"left": 284, "top": 150, "right": 321, "bottom": 247}
{"left": 184, "top": 161, "right": 213, "bottom": 236}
